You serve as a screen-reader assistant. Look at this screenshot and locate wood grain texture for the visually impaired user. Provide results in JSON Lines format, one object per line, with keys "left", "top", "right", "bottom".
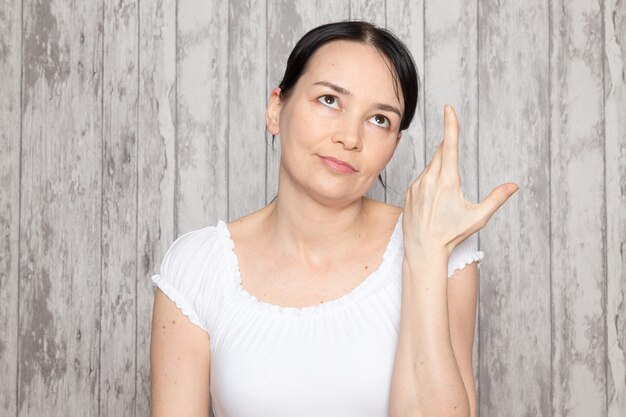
{"left": 136, "top": 0, "right": 178, "bottom": 415}
{"left": 265, "top": 0, "right": 350, "bottom": 205}
{"left": 0, "top": 0, "right": 21, "bottom": 414}
{"left": 350, "top": 0, "right": 386, "bottom": 27}
{"left": 423, "top": 0, "right": 481, "bottom": 405}
{"left": 385, "top": 0, "right": 425, "bottom": 207}
{"left": 100, "top": 1, "right": 138, "bottom": 415}
{"left": 477, "top": 1, "right": 551, "bottom": 416}
{"left": 605, "top": 0, "right": 626, "bottom": 415}
{"left": 227, "top": 0, "right": 267, "bottom": 222}
{"left": 177, "top": 0, "right": 229, "bottom": 233}
{"left": 18, "top": 0, "right": 103, "bottom": 415}
{"left": 550, "top": 1, "right": 606, "bottom": 416}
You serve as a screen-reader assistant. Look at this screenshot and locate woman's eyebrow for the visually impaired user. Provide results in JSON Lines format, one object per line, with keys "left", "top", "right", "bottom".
{"left": 375, "top": 103, "right": 401, "bottom": 118}
{"left": 313, "top": 80, "right": 352, "bottom": 96}
{"left": 312, "top": 80, "right": 401, "bottom": 118}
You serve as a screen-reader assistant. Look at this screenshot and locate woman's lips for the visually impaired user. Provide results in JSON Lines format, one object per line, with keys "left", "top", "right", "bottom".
{"left": 318, "top": 155, "right": 357, "bottom": 173}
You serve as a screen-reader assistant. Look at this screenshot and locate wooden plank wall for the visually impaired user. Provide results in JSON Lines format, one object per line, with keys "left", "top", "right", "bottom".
{"left": 0, "top": 0, "right": 624, "bottom": 415}
{"left": 478, "top": 2, "right": 551, "bottom": 415}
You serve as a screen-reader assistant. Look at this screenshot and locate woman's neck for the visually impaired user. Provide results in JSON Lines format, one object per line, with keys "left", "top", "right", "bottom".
{"left": 261, "top": 194, "right": 375, "bottom": 264}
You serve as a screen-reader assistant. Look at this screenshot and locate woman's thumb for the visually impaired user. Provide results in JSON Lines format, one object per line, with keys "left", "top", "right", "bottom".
{"left": 476, "top": 183, "right": 519, "bottom": 228}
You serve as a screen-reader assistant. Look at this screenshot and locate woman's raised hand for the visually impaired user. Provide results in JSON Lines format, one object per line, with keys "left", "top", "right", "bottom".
{"left": 402, "top": 104, "right": 519, "bottom": 257}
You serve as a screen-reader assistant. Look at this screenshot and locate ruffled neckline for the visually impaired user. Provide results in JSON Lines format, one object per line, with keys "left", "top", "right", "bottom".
{"left": 215, "top": 212, "right": 403, "bottom": 316}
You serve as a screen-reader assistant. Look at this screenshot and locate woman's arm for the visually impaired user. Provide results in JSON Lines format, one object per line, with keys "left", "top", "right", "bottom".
{"left": 391, "top": 104, "right": 515, "bottom": 417}
{"left": 447, "top": 262, "right": 479, "bottom": 417}
{"left": 150, "top": 288, "right": 211, "bottom": 416}
{"left": 388, "top": 250, "right": 471, "bottom": 417}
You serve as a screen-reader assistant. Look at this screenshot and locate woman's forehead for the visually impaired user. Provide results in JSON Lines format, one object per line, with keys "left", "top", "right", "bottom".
{"left": 302, "top": 40, "right": 404, "bottom": 109}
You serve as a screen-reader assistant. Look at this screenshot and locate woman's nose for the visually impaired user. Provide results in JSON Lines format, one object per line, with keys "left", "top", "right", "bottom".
{"left": 332, "top": 118, "right": 362, "bottom": 150}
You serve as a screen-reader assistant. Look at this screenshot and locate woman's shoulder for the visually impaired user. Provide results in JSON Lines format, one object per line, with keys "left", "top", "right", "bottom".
{"left": 151, "top": 222, "right": 227, "bottom": 333}
{"left": 167, "top": 223, "right": 221, "bottom": 252}
{"left": 157, "top": 223, "right": 226, "bottom": 278}
{"left": 224, "top": 204, "right": 271, "bottom": 249}
{"left": 362, "top": 197, "right": 403, "bottom": 227}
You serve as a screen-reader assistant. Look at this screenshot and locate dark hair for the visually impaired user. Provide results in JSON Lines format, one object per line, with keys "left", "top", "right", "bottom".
{"left": 269, "top": 20, "right": 420, "bottom": 199}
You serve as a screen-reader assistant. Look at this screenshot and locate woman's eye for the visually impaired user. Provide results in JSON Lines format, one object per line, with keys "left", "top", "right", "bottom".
{"left": 369, "top": 114, "right": 390, "bottom": 128}
{"left": 318, "top": 95, "right": 339, "bottom": 109}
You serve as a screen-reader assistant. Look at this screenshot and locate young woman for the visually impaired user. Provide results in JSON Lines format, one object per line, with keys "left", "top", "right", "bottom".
{"left": 150, "top": 20, "right": 518, "bottom": 417}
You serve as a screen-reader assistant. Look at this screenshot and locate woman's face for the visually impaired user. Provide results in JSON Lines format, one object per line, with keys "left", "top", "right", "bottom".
{"left": 266, "top": 39, "right": 404, "bottom": 204}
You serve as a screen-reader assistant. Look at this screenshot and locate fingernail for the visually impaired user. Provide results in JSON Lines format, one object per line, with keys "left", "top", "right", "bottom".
{"left": 445, "top": 105, "right": 451, "bottom": 115}
{"left": 508, "top": 184, "right": 519, "bottom": 194}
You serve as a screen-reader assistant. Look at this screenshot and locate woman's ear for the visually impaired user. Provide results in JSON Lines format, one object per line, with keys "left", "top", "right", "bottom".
{"left": 396, "top": 131, "right": 402, "bottom": 145}
{"left": 266, "top": 87, "right": 283, "bottom": 135}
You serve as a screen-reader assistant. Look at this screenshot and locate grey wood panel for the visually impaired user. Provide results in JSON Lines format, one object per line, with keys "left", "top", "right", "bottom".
{"left": 0, "top": 0, "right": 21, "bottom": 413}
{"left": 227, "top": 0, "right": 267, "bottom": 222}
{"left": 605, "top": 0, "right": 626, "bottom": 415}
{"left": 423, "top": 0, "right": 481, "bottom": 405}
{"left": 136, "top": 0, "right": 178, "bottom": 415}
{"left": 18, "top": 0, "right": 103, "bottom": 415}
{"left": 100, "top": 1, "right": 138, "bottom": 415}
{"left": 550, "top": 1, "right": 606, "bottom": 415}
{"left": 350, "top": 0, "right": 387, "bottom": 202}
{"left": 477, "top": 2, "right": 551, "bottom": 416}
{"left": 350, "top": 0, "right": 386, "bottom": 27}
{"left": 385, "top": 0, "right": 425, "bottom": 208}
{"left": 265, "top": 0, "right": 350, "bottom": 205}
{"left": 177, "top": 0, "right": 229, "bottom": 232}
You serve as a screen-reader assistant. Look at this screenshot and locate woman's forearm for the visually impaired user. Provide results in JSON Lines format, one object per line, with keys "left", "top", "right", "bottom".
{"left": 389, "top": 249, "right": 470, "bottom": 417}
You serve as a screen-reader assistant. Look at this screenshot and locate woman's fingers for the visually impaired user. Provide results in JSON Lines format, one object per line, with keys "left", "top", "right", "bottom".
{"left": 441, "top": 105, "right": 460, "bottom": 184}
{"left": 428, "top": 137, "right": 444, "bottom": 176}
{"left": 404, "top": 102, "right": 520, "bottom": 252}
{"left": 420, "top": 105, "right": 459, "bottom": 186}
{"left": 474, "top": 183, "right": 519, "bottom": 228}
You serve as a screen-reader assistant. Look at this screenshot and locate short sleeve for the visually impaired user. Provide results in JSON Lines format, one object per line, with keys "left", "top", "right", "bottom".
{"left": 151, "top": 226, "right": 223, "bottom": 334}
{"left": 447, "top": 231, "right": 485, "bottom": 278}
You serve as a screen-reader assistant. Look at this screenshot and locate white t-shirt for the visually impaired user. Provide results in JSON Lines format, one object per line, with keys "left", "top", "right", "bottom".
{"left": 151, "top": 212, "right": 484, "bottom": 417}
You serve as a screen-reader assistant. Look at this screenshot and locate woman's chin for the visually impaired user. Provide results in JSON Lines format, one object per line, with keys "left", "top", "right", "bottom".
{"left": 305, "top": 183, "right": 363, "bottom": 204}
